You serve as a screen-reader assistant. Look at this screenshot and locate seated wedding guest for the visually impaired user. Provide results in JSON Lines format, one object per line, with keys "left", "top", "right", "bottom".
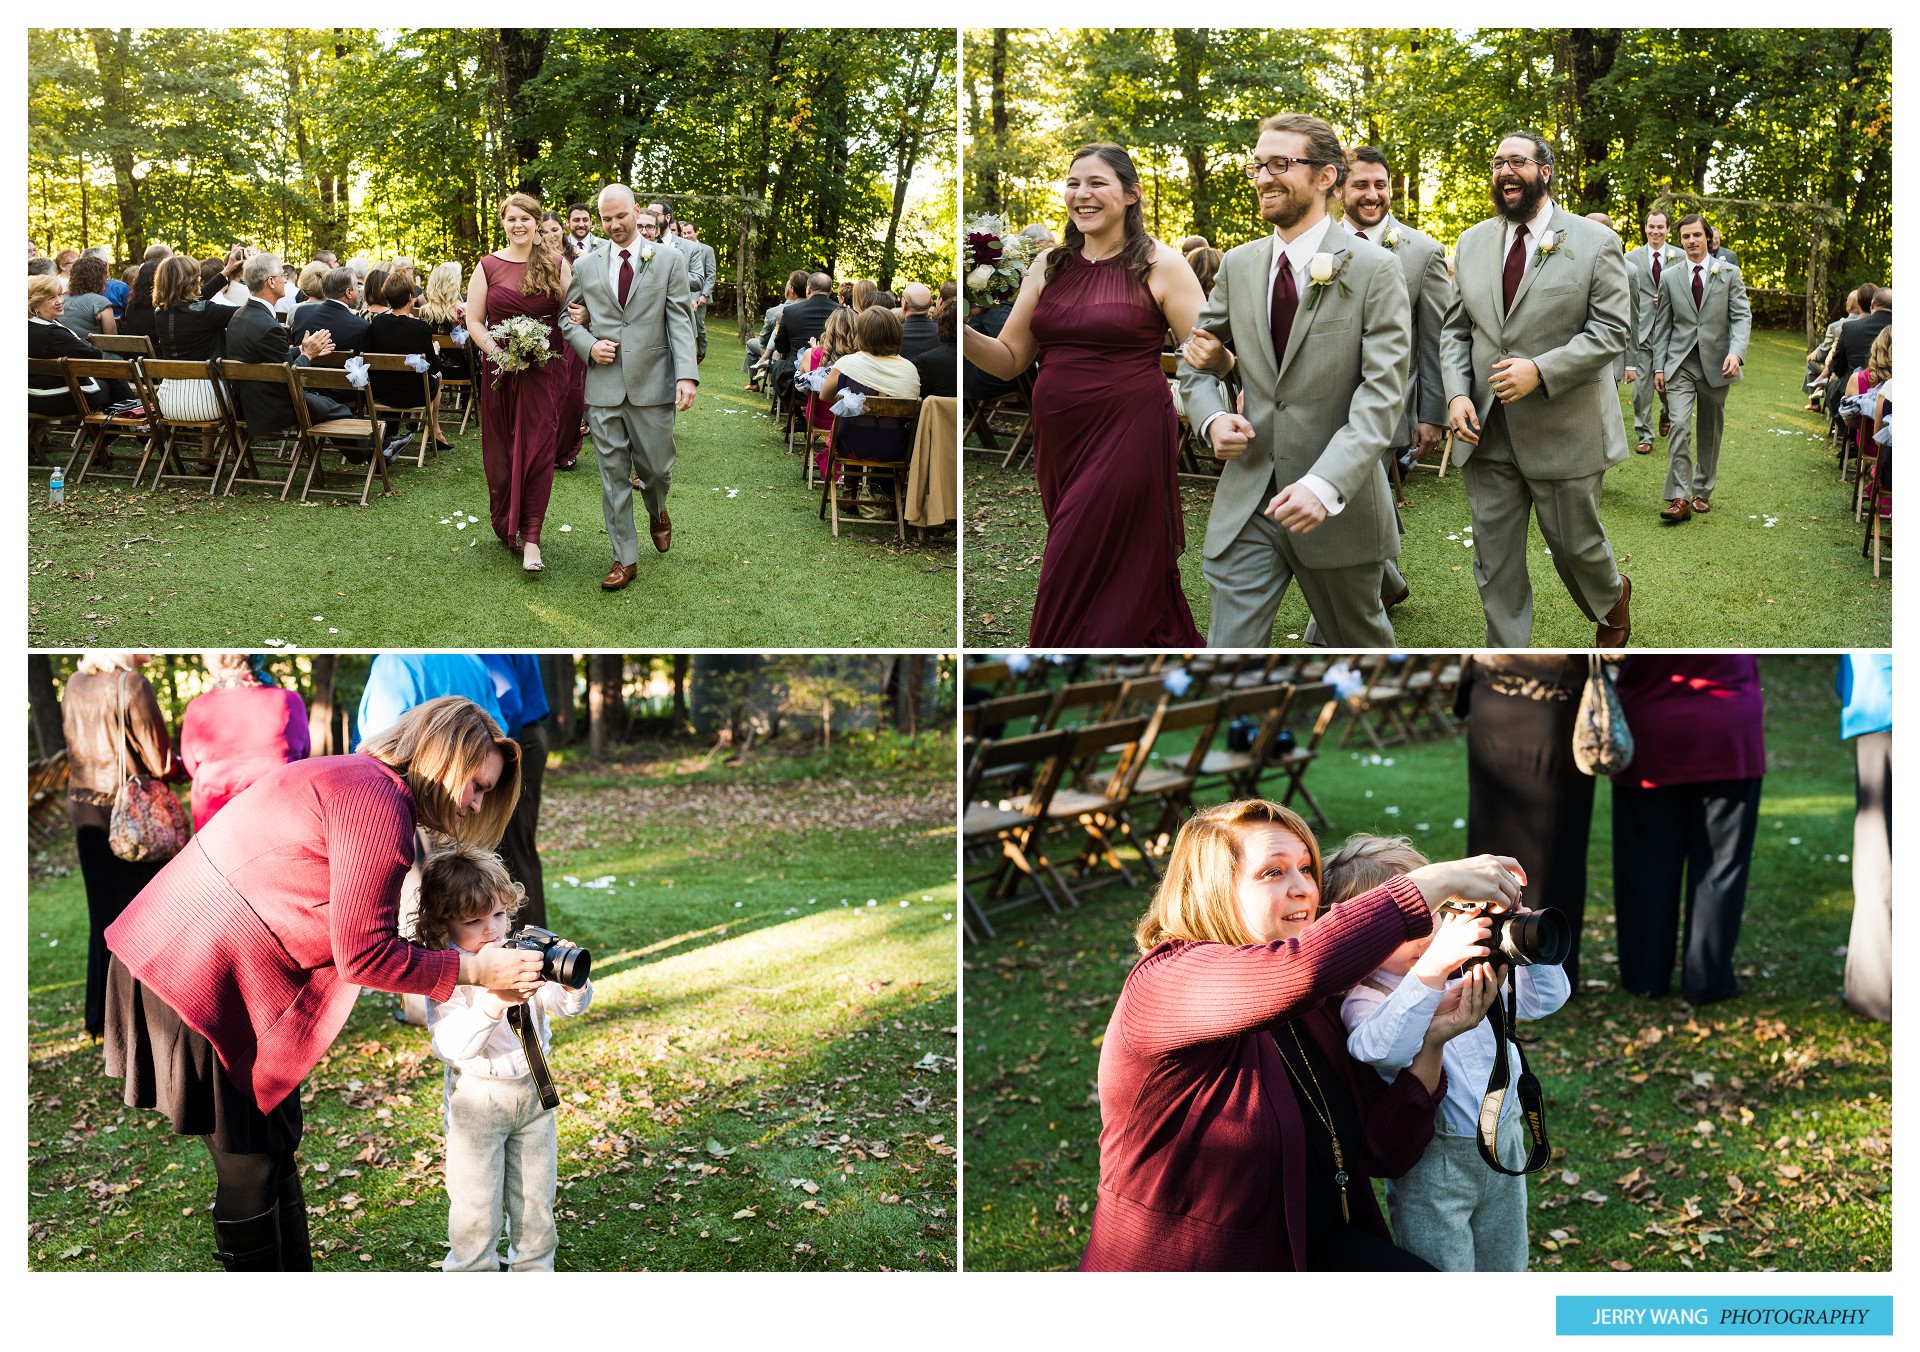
{"left": 365, "top": 268, "right": 445, "bottom": 450}
{"left": 874, "top": 289, "right": 897, "bottom": 312}
{"left": 210, "top": 248, "right": 254, "bottom": 307}
{"left": 62, "top": 652, "right": 180, "bottom": 1040}
{"left": 422, "top": 262, "right": 469, "bottom": 382}
{"left": 55, "top": 248, "right": 80, "bottom": 276}
{"left": 821, "top": 305, "right": 921, "bottom": 463}
{"left": 291, "top": 266, "right": 369, "bottom": 352}
{"left": 1179, "top": 234, "right": 1210, "bottom": 253}
{"left": 1020, "top": 223, "right": 1058, "bottom": 250}
{"left": 223, "top": 251, "right": 353, "bottom": 444}
{"left": 1185, "top": 246, "right": 1222, "bottom": 299}
{"left": 749, "top": 270, "right": 807, "bottom": 383}
{"left": 59, "top": 254, "right": 120, "bottom": 340}
{"left": 30, "top": 273, "right": 120, "bottom": 413}
{"left": 838, "top": 280, "right": 856, "bottom": 307}
{"left": 770, "top": 272, "right": 840, "bottom": 400}
{"left": 122, "top": 243, "right": 174, "bottom": 336}
{"left": 939, "top": 278, "right": 957, "bottom": 307}
{"left": 851, "top": 278, "right": 879, "bottom": 312}
{"left": 178, "top": 653, "right": 310, "bottom": 832}
{"left": 798, "top": 307, "right": 858, "bottom": 478}
{"left": 105, "top": 257, "right": 133, "bottom": 318}
{"left": 913, "top": 296, "right": 957, "bottom": 400}
{"left": 361, "top": 267, "right": 391, "bottom": 320}
{"left": 289, "top": 259, "right": 328, "bottom": 309}
{"left": 897, "top": 284, "right": 939, "bottom": 361}
{"left": 963, "top": 297, "right": 1021, "bottom": 404}
{"left": 1080, "top": 799, "right": 1521, "bottom": 1271}
{"left": 28, "top": 257, "right": 57, "bottom": 276}
{"left": 150, "top": 254, "right": 240, "bottom": 471}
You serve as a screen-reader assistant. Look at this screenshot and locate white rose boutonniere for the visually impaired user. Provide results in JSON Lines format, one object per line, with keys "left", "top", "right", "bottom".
{"left": 1381, "top": 225, "right": 1403, "bottom": 252}
{"left": 638, "top": 242, "right": 657, "bottom": 274}
{"left": 1532, "top": 229, "right": 1573, "bottom": 269}
{"left": 1707, "top": 260, "right": 1724, "bottom": 280}
{"left": 1304, "top": 250, "right": 1350, "bottom": 310}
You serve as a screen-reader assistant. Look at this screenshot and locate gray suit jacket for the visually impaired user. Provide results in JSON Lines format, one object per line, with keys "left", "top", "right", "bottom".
{"left": 1179, "top": 218, "right": 1412, "bottom": 567}
{"left": 560, "top": 240, "right": 699, "bottom": 408}
{"left": 1652, "top": 256, "right": 1751, "bottom": 389}
{"left": 1623, "top": 242, "right": 1682, "bottom": 372}
{"left": 1366, "top": 212, "right": 1452, "bottom": 441}
{"left": 687, "top": 242, "right": 717, "bottom": 302}
{"left": 1441, "top": 204, "right": 1631, "bottom": 479}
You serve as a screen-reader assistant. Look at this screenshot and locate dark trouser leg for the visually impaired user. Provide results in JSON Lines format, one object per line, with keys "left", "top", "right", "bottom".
{"left": 1611, "top": 783, "right": 1689, "bottom": 998}
{"left": 1680, "top": 777, "right": 1763, "bottom": 1003}
{"left": 206, "top": 1145, "right": 291, "bottom": 1270}
{"left": 74, "top": 826, "right": 162, "bottom": 1037}
{"left": 276, "top": 1155, "right": 312, "bottom": 1271}
{"left": 498, "top": 719, "right": 549, "bottom": 929}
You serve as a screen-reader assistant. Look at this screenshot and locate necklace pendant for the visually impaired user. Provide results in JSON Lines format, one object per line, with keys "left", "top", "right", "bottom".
{"left": 1334, "top": 1169, "right": 1350, "bottom": 1188}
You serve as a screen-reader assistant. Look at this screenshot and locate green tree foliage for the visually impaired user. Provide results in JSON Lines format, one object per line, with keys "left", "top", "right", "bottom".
{"left": 964, "top": 27, "right": 1889, "bottom": 319}
{"left": 28, "top": 27, "right": 955, "bottom": 313}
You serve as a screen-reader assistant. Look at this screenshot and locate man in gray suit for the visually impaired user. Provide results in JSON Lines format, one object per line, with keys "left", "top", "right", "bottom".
{"left": 1180, "top": 112, "right": 1412, "bottom": 647}
{"left": 567, "top": 203, "right": 606, "bottom": 256}
{"left": 561, "top": 186, "right": 699, "bottom": 592}
{"left": 680, "top": 221, "right": 717, "bottom": 364}
{"left": 1651, "top": 212, "right": 1751, "bottom": 522}
{"left": 1443, "top": 131, "right": 1633, "bottom": 647}
{"left": 1623, "top": 207, "right": 1681, "bottom": 455}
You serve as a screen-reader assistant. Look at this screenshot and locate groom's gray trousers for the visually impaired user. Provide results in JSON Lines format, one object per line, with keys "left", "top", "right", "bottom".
{"left": 590, "top": 402, "right": 676, "bottom": 565}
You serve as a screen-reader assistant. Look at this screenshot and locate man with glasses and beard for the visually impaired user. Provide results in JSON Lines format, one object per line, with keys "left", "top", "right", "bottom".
{"left": 1442, "top": 131, "right": 1633, "bottom": 647}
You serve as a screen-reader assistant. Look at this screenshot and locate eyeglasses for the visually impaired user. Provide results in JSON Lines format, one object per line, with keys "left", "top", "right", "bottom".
{"left": 1490, "top": 155, "right": 1544, "bottom": 173}
{"left": 1245, "top": 157, "right": 1321, "bottom": 181}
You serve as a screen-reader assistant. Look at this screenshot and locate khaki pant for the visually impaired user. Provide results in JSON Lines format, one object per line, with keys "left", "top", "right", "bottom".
{"left": 442, "top": 1069, "right": 559, "bottom": 1272}
{"left": 1386, "top": 1112, "right": 1530, "bottom": 1271}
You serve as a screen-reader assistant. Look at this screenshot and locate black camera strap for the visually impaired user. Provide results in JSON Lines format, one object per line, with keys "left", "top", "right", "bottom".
{"left": 507, "top": 1004, "right": 561, "bottom": 1111}
{"left": 1475, "top": 967, "right": 1550, "bottom": 1176}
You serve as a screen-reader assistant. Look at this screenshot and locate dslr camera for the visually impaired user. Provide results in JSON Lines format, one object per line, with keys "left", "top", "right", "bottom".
{"left": 500, "top": 924, "right": 592, "bottom": 989}
{"left": 1439, "top": 899, "right": 1571, "bottom": 973}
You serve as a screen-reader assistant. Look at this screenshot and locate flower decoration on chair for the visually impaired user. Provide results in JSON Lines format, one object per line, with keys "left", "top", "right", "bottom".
{"left": 964, "top": 214, "right": 1033, "bottom": 306}
{"left": 403, "top": 353, "right": 432, "bottom": 373}
{"left": 829, "top": 388, "right": 868, "bottom": 419}
{"left": 484, "top": 314, "right": 560, "bottom": 388}
{"left": 342, "top": 355, "right": 370, "bottom": 389}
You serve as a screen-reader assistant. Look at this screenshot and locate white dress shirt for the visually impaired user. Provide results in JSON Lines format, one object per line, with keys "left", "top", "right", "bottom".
{"left": 1341, "top": 959, "right": 1570, "bottom": 1135}
{"left": 429, "top": 977, "right": 594, "bottom": 1081}
{"left": 604, "top": 234, "right": 654, "bottom": 299}
{"left": 1503, "top": 195, "right": 1557, "bottom": 264}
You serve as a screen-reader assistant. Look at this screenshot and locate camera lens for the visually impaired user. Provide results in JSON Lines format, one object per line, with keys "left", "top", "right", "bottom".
{"left": 547, "top": 942, "right": 591, "bottom": 989}
{"left": 1495, "top": 907, "right": 1571, "bottom": 967}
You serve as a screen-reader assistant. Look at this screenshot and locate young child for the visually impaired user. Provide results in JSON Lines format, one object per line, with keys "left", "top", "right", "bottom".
{"left": 1325, "top": 834, "right": 1569, "bottom": 1272}
{"left": 415, "top": 842, "right": 592, "bottom": 1272}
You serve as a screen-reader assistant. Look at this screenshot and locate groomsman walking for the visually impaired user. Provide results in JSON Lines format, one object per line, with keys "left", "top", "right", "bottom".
{"left": 1624, "top": 208, "right": 1682, "bottom": 454}
{"left": 1179, "top": 112, "right": 1411, "bottom": 647}
{"left": 1443, "top": 131, "right": 1633, "bottom": 647}
{"left": 1651, "top": 213, "right": 1751, "bottom": 522}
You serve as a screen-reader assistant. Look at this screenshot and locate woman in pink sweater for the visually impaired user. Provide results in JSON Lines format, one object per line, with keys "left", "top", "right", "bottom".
{"left": 103, "top": 696, "right": 546, "bottom": 1271}
{"left": 1081, "top": 799, "right": 1521, "bottom": 1271}
{"left": 177, "top": 652, "right": 310, "bottom": 831}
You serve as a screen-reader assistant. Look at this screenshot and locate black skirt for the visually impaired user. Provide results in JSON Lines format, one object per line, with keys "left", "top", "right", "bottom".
{"left": 102, "top": 955, "right": 303, "bottom": 1155}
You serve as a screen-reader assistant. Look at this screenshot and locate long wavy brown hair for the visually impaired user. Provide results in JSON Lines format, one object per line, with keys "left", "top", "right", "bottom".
{"left": 501, "top": 193, "right": 565, "bottom": 301}
{"left": 1045, "top": 143, "right": 1155, "bottom": 289}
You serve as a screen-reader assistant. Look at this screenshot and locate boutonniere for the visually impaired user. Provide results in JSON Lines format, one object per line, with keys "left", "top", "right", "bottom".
{"left": 1381, "top": 225, "right": 1404, "bottom": 252}
{"left": 1532, "top": 229, "right": 1572, "bottom": 269}
{"left": 1304, "top": 250, "right": 1351, "bottom": 310}
{"left": 638, "top": 243, "right": 657, "bottom": 273}
{"left": 1707, "top": 260, "right": 1725, "bottom": 280}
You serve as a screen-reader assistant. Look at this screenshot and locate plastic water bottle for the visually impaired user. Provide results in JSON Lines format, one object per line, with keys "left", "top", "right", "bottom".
{"left": 48, "top": 465, "right": 64, "bottom": 505}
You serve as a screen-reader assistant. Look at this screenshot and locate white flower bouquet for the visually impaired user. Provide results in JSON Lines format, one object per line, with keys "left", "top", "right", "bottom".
{"left": 965, "top": 214, "right": 1033, "bottom": 305}
{"left": 484, "top": 313, "right": 559, "bottom": 387}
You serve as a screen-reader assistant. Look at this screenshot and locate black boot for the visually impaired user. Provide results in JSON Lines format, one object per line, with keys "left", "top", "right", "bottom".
{"left": 212, "top": 1206, "right": 281, "bottom": 1271}
{"left": 277, "top": 1172, "right": 314, "bottom": 1271}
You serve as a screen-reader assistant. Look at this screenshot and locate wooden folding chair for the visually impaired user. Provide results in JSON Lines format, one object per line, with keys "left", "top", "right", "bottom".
{"left": 963, "top": 728, "right": 1077, "bottom": 939}
{"left": 67, "top": 357, "right": 157, "bottom": 485}
{"left": 1342, "top": 654, "right": 1420, "bottom": 751}
{"left": 1016, "top": 715, "right": 1157, "bottom": 896}
{"left": 91, "top": 333, "right": 153, "bottom": 357}
{"left": 1189, "top": 683, "right": 1299, "bottom": 803}
{"left": 433, "top": 333, "right": 479, "bottom": 436}
{"left": 28, "top": 358, "right": 87, "bottom": 477}
{"left": 141, "top": 358, "right": 237, "bottom": 493}
{"left": 1125, "top": 695, "right": 1231, "bottom": 855}
{"left": 1276, "top": 684, "right": 1341, "bottom": 831}
{"left": 1402, "top": 655, "right": 1459, "bottom": 740}
{"left": 820, "top": 396, "right": 918, "bottom": 543}
{"left": 963, "top": 367, "right": 1037, "bottom": 470}
{"left": 292, "top": 364, "right": 390, "bottom": 506}
{"left": 216, "top": 360, "right": 306, "bottom": 498}
{"left": 360, "top": 352, "right": 436, "bottom": 468}
{"left": 1045, "top": 677, "right": 1126, "bottom": 733}
{"left": 964, "top": 658, "right": 1014, "bottom": 695}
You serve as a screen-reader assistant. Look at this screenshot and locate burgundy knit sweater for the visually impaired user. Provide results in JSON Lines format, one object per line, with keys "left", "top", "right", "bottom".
{"left": 105, "top": 754, "right": 460, "bottom": 1114}
{"left": 1080, "top": 874, "right": 1443, "bottom": 1271}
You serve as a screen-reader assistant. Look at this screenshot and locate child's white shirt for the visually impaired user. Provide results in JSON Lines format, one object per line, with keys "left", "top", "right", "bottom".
{"left": 429, "top": 977, "right": 592, "bottom": 1081}
{"left": 1341, "top": 962, "right": 1569, "bottom": 1135}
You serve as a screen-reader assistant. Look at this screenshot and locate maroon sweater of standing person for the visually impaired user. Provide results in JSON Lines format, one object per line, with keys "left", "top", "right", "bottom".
{"left": 105, "top": 755, "right": 460, "bottom": 1114}
{"left": 1081, "top": 875, "right": 1444, "bottom": 1271}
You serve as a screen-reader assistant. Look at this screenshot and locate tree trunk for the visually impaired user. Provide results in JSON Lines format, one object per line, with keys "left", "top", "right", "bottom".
{"left": 981, "top": 29, "right": 1008, "bottom": 213}
{"left": 671, "top": 655, "right": 690, "bottom": 729}
{"left": 88, "top": 29, "right": 144, "bottom": 255}
{"left": 500, "top": 28, "right": 552, "bottom": 198}
{"left": 308, "top": 654, "right": 338, "bottom": 757}
{"left": 1174, "top": 32, "right": 1211, "bottom": 239}
{"left": 897, "top": 655, "right": 924, "bottom": 737}
{"left": 586, "top": 654, "right": 623, "bottom": 759}
{"left": 541, "top": 654, "right": 575, "bottom": 745}
{"left": 28, "top": 655, "right": 66, "bottom": 760}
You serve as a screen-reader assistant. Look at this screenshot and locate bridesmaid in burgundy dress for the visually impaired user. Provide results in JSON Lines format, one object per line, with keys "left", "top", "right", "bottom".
{"left": 963, "top": 143, "right": 1206, "bottom": 646}
{"left": 540, "top": 211, "right": 588, "bottom": 471}
{"left": 467, "top": 193, "right": 573, "bottom": 574}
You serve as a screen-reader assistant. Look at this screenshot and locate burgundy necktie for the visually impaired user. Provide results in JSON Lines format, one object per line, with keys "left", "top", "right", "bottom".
{"left": 618, "top": 248, "right": 633, "bottom": 307}
{"left": 1354, "top": 231, "right": 1368, "bottom": 242}
{"left": 1691, "top": 264, "right": 1704, "bottom": 308}
{"left": 1652, "top": 250, "right": 1663, "bottom": 286}
{"left": 1270, "top": 254, "right": 1299, "bottom": 370}
{"left": 1502, "top": 228, "right": 1528, "bottom": 315}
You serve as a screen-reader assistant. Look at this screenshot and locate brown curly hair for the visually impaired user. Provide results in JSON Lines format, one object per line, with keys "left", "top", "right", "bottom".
{"left": 501, "top": 193, "right": 565, "bottom": 302}
{"left": 410, "top": 841, "right": 525, "bottom": 950}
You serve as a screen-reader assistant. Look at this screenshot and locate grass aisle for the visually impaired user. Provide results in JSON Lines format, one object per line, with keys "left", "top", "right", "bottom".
{"left": 30, "top": 330, "right": 956, "bottom": 647}
{"left": 27, "top": 743, "right": 959, "bottom": 1271}
{"left": 964, "top": 329, "right": 1889, "bottom": 647}
{"left": 961, "top": 657, "right": 1890, "bottom": 1272}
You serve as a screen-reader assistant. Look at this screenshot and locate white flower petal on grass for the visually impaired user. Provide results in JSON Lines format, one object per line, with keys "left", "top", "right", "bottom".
{"left": 1364, "top": 789, "right": 1374, "bottom": 799}
{"left": 328, "top": 627, "right": 338, "bottom": 634}
{"left": 1453, "top": 817, "right": 1466, "bottom": 829}
{"left": 1384, "top": 805, "right": 1401, "bottom": 816}
{"left": 559, "top": 524, "right": 573, "bottom": 532}
{"left": 312, "top": 615, "right": 324, "bottom": 622}
{"left": 1789, "top": 837, "right": 1801, "bottom": 845}
{"left": 734, "top": 901, "right": 743, "bottom": 908}
{"left": 440, "top": 518, "right": 452, "bottom": 525}
{"left": 1839, "top": 854, "right": 1850, "bottom": 863}
{"left": 456, "top": 521, "right": 469, "bottom": 530}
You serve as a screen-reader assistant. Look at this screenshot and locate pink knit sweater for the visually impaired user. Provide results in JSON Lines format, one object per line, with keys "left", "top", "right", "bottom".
{"left": 106, "top": 754, "right": 459, "bottom": 1113}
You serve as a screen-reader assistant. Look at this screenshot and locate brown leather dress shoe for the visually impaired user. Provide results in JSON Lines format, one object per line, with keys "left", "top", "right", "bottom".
{"left": 1383, "top": 579, "right": 1411, "bottom": 610}
{"left": 1691, "top": 496, "right": 1711, "bottom": 514}
{"left": 1660, "top": 497, "right": 1693, "bottom": 523}
{"left": 601, "top": 560, "right": 638, "bottom": 591}
{"left": 1658, "top": 415, "right": 1671, "bottom": 437}
{"left": 1596, "top": 574, "right": 1631, "bottom": 648}
{"left": 649, "top": 510, "right": 672, "bottom": 553}
{"left": 1635, "top": 441, "right": 1652, "bottom": 455}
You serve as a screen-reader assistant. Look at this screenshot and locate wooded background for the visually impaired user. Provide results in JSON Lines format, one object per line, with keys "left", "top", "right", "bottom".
{"left": 28, "top": 28, "right": 956, "bottom": 322}
{"left": 26, "top": 654, "right": 955, "bottom": 765}
{"left": 964, "top": 28, "right": 1890, "bottom": 330}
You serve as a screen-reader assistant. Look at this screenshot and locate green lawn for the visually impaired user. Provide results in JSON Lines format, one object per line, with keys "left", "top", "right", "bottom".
{"left": 961, "top": 656, "right": 1890, "bottom": 1272}
{"left": 964, "top": 329, "right": 1889, "bottom": 647}
{"left": 30, "top": 330, "right": 957, "bottom": 648}
{"left": 27, "top": 737, "right": 959, "bottom": 1271}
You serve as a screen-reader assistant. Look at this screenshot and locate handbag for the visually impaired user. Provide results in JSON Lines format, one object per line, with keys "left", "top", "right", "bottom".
{"left": 107, "top": 672, "right": 190, "bottom": 863}
{"left": 1571, "top": 655, "right": 1634, "bottom": 777}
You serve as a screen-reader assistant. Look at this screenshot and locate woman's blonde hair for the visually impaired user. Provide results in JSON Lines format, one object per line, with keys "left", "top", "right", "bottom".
{"left": 501, "top": 193, "right": 565, "bottom": 301}
{"left": 359, "top": 696, "right": 521, "bottom": 846}
{"left": 75, "top": 650, "right": 145, "bottom": 675}
{"left": 422, "top": 262, "right": 464, "bottom": 325}
{"left": 820, "top": 306, "right": 857, "bottom": 363}
{"left": 1868, "top": 327, "right": 1892, "bottom": 386}
{"left": 851, "top": 278, "right": 878, "bottom": 312}
{"left": 152, "top": 254, "right": 203, "bottom": 311}
{"left": 1134, "top": 799, "right": 1322, "bottom": 953}
{"left": 297, "top": 260, "right": 329, "bottom": 299}
{"left": 410, "top": 841, "right": 525, "bottom": 949}
{"left": 28, "top": 273, "right": 62, "bottom": 315}
{"left": 1322, "top": 833, "right": 1429, "bottom": 909}
{"left": 200, "top": 651, "right": 256, "bottom": 679}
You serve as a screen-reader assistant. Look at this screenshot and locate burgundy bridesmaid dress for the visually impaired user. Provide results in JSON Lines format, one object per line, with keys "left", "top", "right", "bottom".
{"left": 1026, "top": 251, "right": 1204, "bottom": 646}
{"left": 476, "top": 254, "right": 565, "bottom": 548}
